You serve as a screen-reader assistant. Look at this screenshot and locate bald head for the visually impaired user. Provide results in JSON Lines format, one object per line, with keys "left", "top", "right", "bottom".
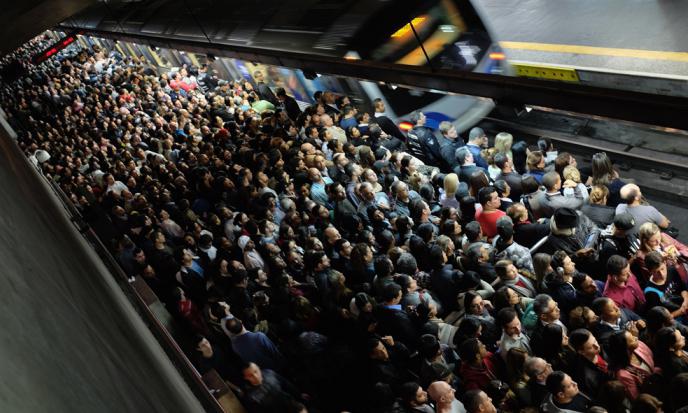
{"left": 428, "top": 381, "right": 455, "bottom": 405}
{"left": 308, "top": 168, "right": 322, "bottom": 182}
{"left": 620, "top": 183, "right": 641, "bottom": 204}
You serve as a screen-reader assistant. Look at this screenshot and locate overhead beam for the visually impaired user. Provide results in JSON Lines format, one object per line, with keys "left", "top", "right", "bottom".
{"left": 60, "top": 25, "right": 688, "bottom": 131}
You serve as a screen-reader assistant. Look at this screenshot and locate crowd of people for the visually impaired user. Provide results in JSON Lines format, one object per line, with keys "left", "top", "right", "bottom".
{"left": 3, "top": 36, "right": 688, "bottom": 413}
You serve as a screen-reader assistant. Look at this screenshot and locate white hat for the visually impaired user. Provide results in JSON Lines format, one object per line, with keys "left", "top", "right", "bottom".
{"left": 238, "top": 235, "right": 250, "bottom": 251}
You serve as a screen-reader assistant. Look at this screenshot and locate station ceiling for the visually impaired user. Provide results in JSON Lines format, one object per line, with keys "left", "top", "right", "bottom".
{"left": 0, "top": 0, "right": 95, "bottom": 56}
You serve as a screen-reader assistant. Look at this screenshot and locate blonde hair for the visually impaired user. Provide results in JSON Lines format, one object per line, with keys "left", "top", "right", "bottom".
{"left": 527, "top": 151, "right": 544, "bottom": 171}
{"left": 589, "top": 185, "right": 609, "bottom": 205}
{"left": 444, "top": 173, "right": 459, "bottom": 196}
{"left": 563, "top": 165, "right": 581, "bottom": 183}
{"left": 639, "top": 222, "right": 660, "bottom": 248}
{"left": 495, "top": 132, "right": 513, "bottom": 155}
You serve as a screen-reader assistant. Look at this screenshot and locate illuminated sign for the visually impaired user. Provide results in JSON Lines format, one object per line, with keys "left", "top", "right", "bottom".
{"left": 32, "top": 32, "right": 81, "bottom": 64}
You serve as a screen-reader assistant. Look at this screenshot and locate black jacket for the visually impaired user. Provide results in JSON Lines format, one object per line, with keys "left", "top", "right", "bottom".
{"left": 374, "top": 305, "right": 418, "bottom": 350}
{"left": 514, "top": 220, "right": 551, "bottom": 249}
{"left": 430, "top": 264, "right": 463, "bottom": 313}
{"left": 281, "top": 95, "right": 302, "bottom": 121}
{"left": 569, "top": 354, "right": 612, "bottom": 399}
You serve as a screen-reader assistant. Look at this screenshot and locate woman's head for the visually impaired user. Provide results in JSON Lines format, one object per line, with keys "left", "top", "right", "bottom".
{"left": 656, "top": 327, "right": 686, "bottom": 362}
{"left": 562, "top": 165, "right": 581, "bottom": 184}
{"left": 639, "top": 222, "right": 661, "bottom": 251}
{"left": 589, "top": 185, "right": 609, "bottom": 206}
{"left": 592, "top": 152, "right": 615, "bottom": 186}
{"left": 454, "top": 316, "right": 483, "bottom": 349}
{"left": 568, "top": 306, "right": 599, "bottom": 331}
{"left": 541, "top": 323, "right": 567, "bottom": 358}
{"left": 464, "top": 291, "right": 484, "bottom": 315}
{"left": 526, "top": 151, "right": 545, "bottom": 172}
{"left": 493, "top": 286, "right": 520, "bottom": 311}
{"left": 444, "top": 173, "right": 459, "bottom": 196}
{"left": 459, "top": 338, "right": 486, "bottom": 364}
{"left": 607, "top": 330, "right": 638, "bottom": 370}
{"left": 494, "top": 132, "right": 513, "bottom": 155}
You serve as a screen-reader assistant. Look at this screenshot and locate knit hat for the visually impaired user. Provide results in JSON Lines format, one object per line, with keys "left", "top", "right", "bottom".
{"left": 554, "top": 207, "right": 578, "bottom": 230}
{"left": 613, "top": 213, "right": 635, "bottom": 231}
{"left": 238, "top": 235, "right": 250, "bottom": 251}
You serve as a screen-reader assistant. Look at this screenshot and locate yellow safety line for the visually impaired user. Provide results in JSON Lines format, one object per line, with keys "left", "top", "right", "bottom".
{"left": 500, "top": 41, "right": 688, "bottom": 63}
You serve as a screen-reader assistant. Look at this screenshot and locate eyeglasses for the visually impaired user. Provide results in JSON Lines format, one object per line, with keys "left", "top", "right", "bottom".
{"left": 535, "top": 363, "right": 552, "bottom": 376}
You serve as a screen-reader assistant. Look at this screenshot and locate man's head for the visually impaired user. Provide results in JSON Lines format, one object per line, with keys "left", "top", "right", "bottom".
{"left": 525, "top": 357, "right": 552, "bottom": 384}
{"left": 468, "top": 127, "right": 488, "bottom": 148}
{"left": 569, "top": 328, "right": 600, "bottom": 362}
{"left": 607, "top": 255, "right": 631, "bottom": 286}
{"left": 439, "top": 121, "right": 458, "bottom": 139}
{"left": 368, "top": 338, "right": 389, "bottom": 361}
{"left": 592, "top": 297, "right": 620, "bottom": 324}
{"left": 494, "top": 153, "right": 511, "bottom": 172}
{"left": 400, "top": 382, "right": 429, "bottom": 407}
{"left": 620, "top": 183, "right": 642, "bottom": 205}
{"left": 373, "top": 98, "right": 385, "bottom": 113}
{"left": 455, "top": 147, "right": 473, "bottom": 166}
{"left": 546, "top": 371, "right": 579, "bottom": 403}
{"left": 323, "top": 226, "right": 341, "bottom": 245}
{"left": 410, "top": 111, "right": 426, "bottom": 126}
{"left": 478, "top": 186, "right": 500, "bottom": 210}
{"left": 381, "top": 282, "right": 403, "bottom": 305}
{"left": 428, "top": 381, "right": 456, "bottom": 405}
{"left": 495, "top": 259, "right": 517, "bottom": 281}
{"left": 497, "top": 307, "right": 521, "bottom": 337}
{"left": 464, "top": 390, "right": 497, "bottom": 413}
{"left": 242, "top": 362, "right": 263, "bottom": 386}
{"left": 533, "top": 294, "right": 560, "bottom": 323}
{"left": 542, "top": 171, "right": 561, "bottom": 192}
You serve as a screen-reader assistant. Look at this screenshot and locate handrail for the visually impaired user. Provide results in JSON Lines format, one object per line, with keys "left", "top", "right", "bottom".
{"left": 46, "top": 178, "right": 226, "bottom": 413}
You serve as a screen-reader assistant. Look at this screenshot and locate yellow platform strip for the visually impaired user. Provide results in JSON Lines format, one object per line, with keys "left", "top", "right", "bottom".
{"left": 501, "top": 41, "right": 688, "bottom": 63}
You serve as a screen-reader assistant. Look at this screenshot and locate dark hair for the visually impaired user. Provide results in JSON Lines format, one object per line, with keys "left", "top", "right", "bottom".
{"left": 632, "top": 394, "right": 664, "bottom": 413}
{"left": 521, "top": 175, "right": 540, "bottom": 194}
{"left": 464, "top": 290, "right": 481, "bottom": 315}
{"left": 493, "top": 286, "right": 515, "bottom": 312}
{"left": 478, "top": 186, "right": 497, "bottom": 206}
{"left": 644, "top": 251, "right": 664, "bottom": 271}
{"left": 568, "top": 328, "right": 592, "bottom": 352}
{"left": 399, "top": 382, "right": 422, "bottom": 405}
{"left": 459, "top": 338, "right": 482, "bottom": 363}
{"left": 645, "top": 306, "right": 672, "bottom": 333}
{"left": 374, "top": 256, "right": 394, "bottom": 278}
{"left": 597, "top": 380, "right": 629, "bottom": 413}
{"left": 540, "top": 323, "right": 566, "bottom": 362}
{"left": 670, "top": 373, "right": 688, "bottom": 412}
{"left": 511, "top": 141, "right": 528, "bottom": 174}
{"left": 225, "top": 317, "right": 244, "bottom": 335}
{"left": 655, "top": 327, "right": 680, "bottom": 367}
{"left": 496, "top": 307, "right": 518, "bottom": 329}
{"left": 419, "top": 334, "right": 441, "bottom": 360}
{"left": 464, "top": 221, "right": 482, "bottom": 243}
{"left": 592, "top": 152, "right": 615, "bottom": 187}
{"left": 454, "top": 317, "right": 482, "bottom": 349}
{"left": 464, "top": 389, "right": 486, "bottom": 413}
{"left": 607, "top": 255, "right": 629, "bottom": 276}
{"left": 381, "top": 282, "right": 402, "bottom": 303}
{"left": 607, "top": 330, "right": 631, "bottom": 371}
{"left": 546, "top": 370, "right": 567, "bottom": 396}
